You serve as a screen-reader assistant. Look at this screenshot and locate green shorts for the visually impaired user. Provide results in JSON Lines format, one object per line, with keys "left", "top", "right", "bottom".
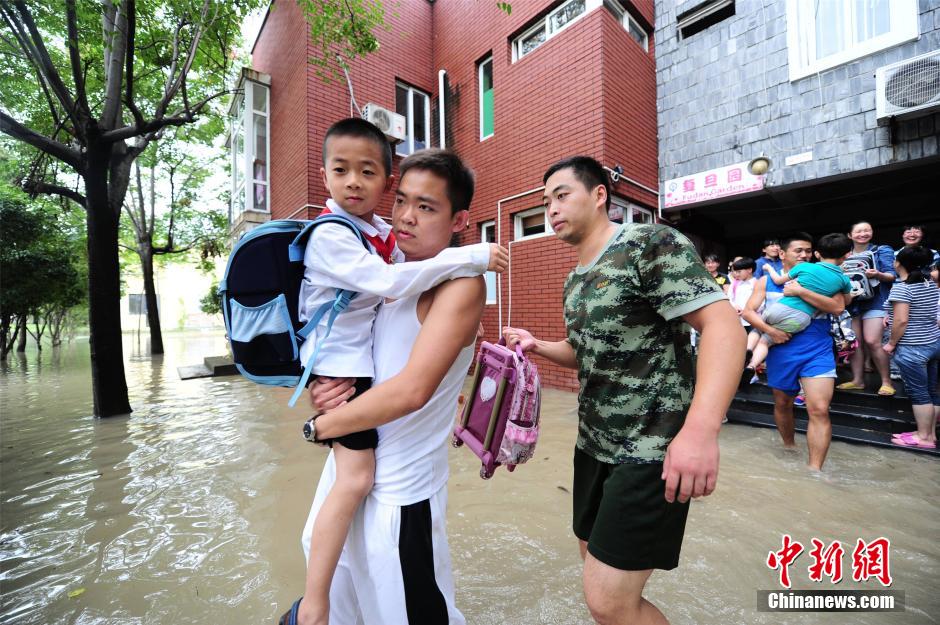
{"left": 572, "top": 447, "right": 690, "bottom": 571}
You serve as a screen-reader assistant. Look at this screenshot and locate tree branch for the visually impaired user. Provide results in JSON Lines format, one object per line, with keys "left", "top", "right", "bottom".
{"left": 24, "top": 180, "right": 87, "bottom": 208}
{"left": 0, "top": 111, "right": 83, "bottom": 170}
{"left": 101, "top": 0, "right": 128, "bottom": 129}
{"left": 99, "top": 89, "right": 230, "bottom": 142}
{"left": 123, "top": 0, "right": 144, "bottom": 129}
{"left": 8, "top": 1, "right": 82, "bottom": 129}
{"left": 65, "top": 0, "right": 89, "bottom": 115}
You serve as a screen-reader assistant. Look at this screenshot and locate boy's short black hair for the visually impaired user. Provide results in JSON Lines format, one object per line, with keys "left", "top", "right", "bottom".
{"left": 779, "top": 232, "right": 814, "bottom": 252}
{"left": 399, "top": 148, "right": 475, "bottom": 214}
{"left": 703, "top": 253, "right": 720, "bottom": 263}
{"left": 543, "top": 156, "right": 612, "bottom": 210}
{"left": 761, "top": 239, "right": 778, "bottom": 248}
{"left": 323, "top": 117, "right": 393, "bottom": 176}
{"left": 732, "top": 256, "right": 756, "bottom": 271}
{"left": 815, "top": 233, "right": 852, "bottom": 259}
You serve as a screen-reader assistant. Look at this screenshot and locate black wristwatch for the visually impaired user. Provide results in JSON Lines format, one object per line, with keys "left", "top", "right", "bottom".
{"left": 302, "top": 415, "right": 319, "bottom": 443}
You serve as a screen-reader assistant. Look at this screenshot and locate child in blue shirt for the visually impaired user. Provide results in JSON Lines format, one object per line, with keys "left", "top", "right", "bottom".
{"left": 744, "top": 233, "right": 853, "bottom": 373}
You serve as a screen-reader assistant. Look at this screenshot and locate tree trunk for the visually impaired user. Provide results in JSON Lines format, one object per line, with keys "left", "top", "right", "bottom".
{"left": 139, "top": 244, "right": 164, "bottom": 354}
{"left": 84, "top": 144, "right": 132, "bottom": 417}
{"left": 16, "top": 318, "right": 27, "bottom": 352}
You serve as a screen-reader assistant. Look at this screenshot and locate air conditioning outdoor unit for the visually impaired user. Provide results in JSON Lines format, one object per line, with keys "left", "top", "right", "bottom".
{"left": 875, "top": 49, "right": 940, "bottom": 123}
{"left": 362, "top": 103, "right": 406, "bottom": 144}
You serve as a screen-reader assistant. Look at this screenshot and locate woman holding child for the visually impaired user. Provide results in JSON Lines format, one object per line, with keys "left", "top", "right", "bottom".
{"left": 837, "top": 221, "right": 897, "bottom": 396}
{"left": 883, "top": 246, "right": 940, "bottom": 449}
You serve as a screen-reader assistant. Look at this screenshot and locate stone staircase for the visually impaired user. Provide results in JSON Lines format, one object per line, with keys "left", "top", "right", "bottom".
{"left": 728, "top": 371, "right": 939, "bottom": 457}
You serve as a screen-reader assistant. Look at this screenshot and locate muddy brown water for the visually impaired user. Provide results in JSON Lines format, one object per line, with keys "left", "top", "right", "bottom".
{"left": 1, "top": 333, "right": 937, "bottom": 624}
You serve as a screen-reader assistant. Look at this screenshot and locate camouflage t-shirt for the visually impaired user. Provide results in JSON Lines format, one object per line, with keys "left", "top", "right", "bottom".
{"left": 563, "top": 223, "right": 727, "bottom": 465}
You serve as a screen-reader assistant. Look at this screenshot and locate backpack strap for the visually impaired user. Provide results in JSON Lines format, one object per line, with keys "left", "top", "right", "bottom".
{"left": 288, "top": 289, "right": 357, "bottom": 407}
{"left": 288, "top": 213, "right": 371, "bottom": 262}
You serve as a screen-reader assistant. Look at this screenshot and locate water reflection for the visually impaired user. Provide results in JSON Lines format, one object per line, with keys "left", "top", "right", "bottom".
{"left": 0, "top": 333, "right": 938, "bottom": 624}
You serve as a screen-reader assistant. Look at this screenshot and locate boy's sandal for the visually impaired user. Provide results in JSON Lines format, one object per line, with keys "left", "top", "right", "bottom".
{"left": 836, "top": 382, "right": 865, "bottom": 390}
{"left": 278, "top": 598, "right": 302, "bottom": 625}
{"left": 890, "top": 433, "right": 936, "bottom": 449}
{"left": 877, "top": 385, "right": 896, "bottom": 396}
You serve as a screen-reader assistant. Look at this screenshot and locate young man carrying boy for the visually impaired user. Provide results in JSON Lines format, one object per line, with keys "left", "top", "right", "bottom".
{"left": 289, "top": 123, "right": 507, "bottom": 625}
{"left": 297, "top": 149, "right": 493, "bottom": 625}
{"left": 741, "top": 234, "right": 848, "bottom": 470}
{"left": 742, "top": 233, "right": 854, "bottom": 379}
{"left": 503, "top": 156, "right": 745, "bottom": 625}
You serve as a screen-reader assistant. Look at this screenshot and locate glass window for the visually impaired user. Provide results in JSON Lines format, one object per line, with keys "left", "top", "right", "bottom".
{"left": 230, "top": 78, "right": 270, "bottom": 217}
{"left": 481, "top": 221, "right": 497, "bottom": 304}
{"left": 786, "top": 0, "right": 918, "bottom": 80}
{"left": 395, "top": 83, "right": 431, "bottom": 156}
{"left": 514, "top": 207, "right": 550, "bottom": 239}
{"left": 479, "top": 57, "right": 494, "bottom": 140}
{"left": 549, "top": 0, "right": 586, "bottom": 33}
{"left": 513, "top": 0, "right": 594, "bottom": 61}
{"left": 609, "top": 198, "right": 653, "bottom": 224}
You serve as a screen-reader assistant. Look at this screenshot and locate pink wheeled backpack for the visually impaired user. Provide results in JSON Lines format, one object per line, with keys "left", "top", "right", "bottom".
{"left": 453, "top": 338, "right": 541, "bottom": 479}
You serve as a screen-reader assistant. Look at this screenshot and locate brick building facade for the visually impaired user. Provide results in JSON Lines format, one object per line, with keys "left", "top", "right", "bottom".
{"left": 234, "top": 0, "right": 660, "bottom": 390}
{"left": 654, "top": 0, "right": 940, "bottom": 257}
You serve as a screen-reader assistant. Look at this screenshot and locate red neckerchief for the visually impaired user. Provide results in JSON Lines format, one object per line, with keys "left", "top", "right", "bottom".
{"left": 320, "top": 207, "right": 396, "bottom": 264}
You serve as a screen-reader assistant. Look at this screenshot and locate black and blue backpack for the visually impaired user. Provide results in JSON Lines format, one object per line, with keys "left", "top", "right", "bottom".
{"left": 219, "top": 214, "right": 370, "bottom": 407}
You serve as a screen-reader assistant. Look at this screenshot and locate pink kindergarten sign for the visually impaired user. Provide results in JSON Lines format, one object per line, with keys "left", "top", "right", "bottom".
{"left": 664, "top": 161, "right": 765, "bottom": 208}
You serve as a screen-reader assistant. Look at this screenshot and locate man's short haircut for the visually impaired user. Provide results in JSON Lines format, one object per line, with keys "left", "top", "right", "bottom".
{"left": 543, "top": 156, "right": 612, "bottom": 210}
{"left": 815, "top": 233, "right": 852, "bottom": 259}
{"left": 703, "top": 253, "right": 720, "bottom": 263}
{"left": 762, "top": 239, "right": 778, "bottom": 248}
{"left": 399, "top": 148, "right": 475, "bottom": 214}
{"left": 323, "top": 117, "right": 393, "bottom": 176}
{"left": 779, "top": 232, "right": 814, "bottom": 252}
{"left": 732, "top": 256, "right": 756, "bottom": 271}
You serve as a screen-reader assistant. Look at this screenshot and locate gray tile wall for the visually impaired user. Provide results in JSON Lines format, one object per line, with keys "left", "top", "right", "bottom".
{"left": 655, "top": 0, "right": 940, "bottom": 189}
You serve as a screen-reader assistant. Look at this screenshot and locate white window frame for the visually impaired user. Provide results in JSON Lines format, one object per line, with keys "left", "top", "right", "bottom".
{"left": 396, "top": 83, "right": 431, "bottom": 156}
{"left": 785, "top": 0, "right": 919, "bottom": 81}
{"left": 481, "top": 221, "right": 497, "bottom": 304}
{"left": 605, "top": 0, "right": 649, "bottom": 51}
{"left": 479, "top": 56, "right": 494, "bottom": 141}
{"left": 609, "top": 197, "right": 653, "bottom": 224}
{"left": 513, "top": 206, "right": 553, "bottom": 240}
{"left": 513, "top": 0, "right": 604, "bottom": 62}
{"left": 230, "top": 78, "right": 271, "bottom": 217}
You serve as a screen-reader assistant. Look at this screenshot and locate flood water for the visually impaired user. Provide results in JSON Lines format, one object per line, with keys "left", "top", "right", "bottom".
{"left": 1, "top": 332, "right": 937, "bottom": 625}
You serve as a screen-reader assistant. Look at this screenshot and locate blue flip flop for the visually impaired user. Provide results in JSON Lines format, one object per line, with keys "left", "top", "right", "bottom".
{"left": 278, "top": 598, "right": 302, "bottom": 625}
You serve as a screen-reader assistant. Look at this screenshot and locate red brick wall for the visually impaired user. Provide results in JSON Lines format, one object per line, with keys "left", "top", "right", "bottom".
{"left": 252, "top": 1, "right": 659, "bottom": 392}
{"left": 433, "top": 1, "right": 658, "bottom": 391}
{"left": 251, "top": 0, "right": 311, "bottom": 219}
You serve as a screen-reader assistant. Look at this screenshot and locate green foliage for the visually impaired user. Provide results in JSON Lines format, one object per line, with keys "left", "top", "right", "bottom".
{"left": 296, "top": 0, "right": 387, "bottom": 80}
{"left": 497, "top": 2, "right": 512, "bottom": 16}
{"left": 199, "top": 282, "right": 222, "bottom": 316}
{"left": 0, "top": 193, "right": 86, "bottom": 319}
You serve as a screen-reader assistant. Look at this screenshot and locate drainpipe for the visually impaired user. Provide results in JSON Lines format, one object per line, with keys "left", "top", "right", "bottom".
{"left": 438, "top": 70, "right": 447, "bottom": 149}
{"left": 495, "top": 186, "right": 545, "bottom": 330}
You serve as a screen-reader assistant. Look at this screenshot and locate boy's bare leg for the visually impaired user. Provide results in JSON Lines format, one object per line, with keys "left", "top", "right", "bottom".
{"left": 747, "top": 339, "right": 770, "bottom": 369}
{"left": 298, "top": 444, "right": 375, "bottom": 625}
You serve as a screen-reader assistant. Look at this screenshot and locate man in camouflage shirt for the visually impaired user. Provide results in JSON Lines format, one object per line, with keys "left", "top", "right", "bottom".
{"left": 504, "top": 156, "right": 745, "bottom": 625}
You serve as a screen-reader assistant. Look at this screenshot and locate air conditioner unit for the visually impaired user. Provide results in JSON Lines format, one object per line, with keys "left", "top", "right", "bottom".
{"left": 362, "top": 103, "right": 406, "bottom": 144}
{"left": 875, "top": 49, "right": 940, "bottom": 123}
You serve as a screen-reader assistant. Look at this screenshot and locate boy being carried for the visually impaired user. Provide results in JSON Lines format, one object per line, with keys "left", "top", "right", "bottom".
{"left": 288, "top": 118, "right": 507, "bottom": 625}
{"left": 743, "top": 233, "right": 853, "bottom": 381}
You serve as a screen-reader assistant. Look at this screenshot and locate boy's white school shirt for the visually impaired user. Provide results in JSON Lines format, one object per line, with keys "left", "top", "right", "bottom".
{"left": 297, "top": 199, "right": 490, "bottom": 378}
